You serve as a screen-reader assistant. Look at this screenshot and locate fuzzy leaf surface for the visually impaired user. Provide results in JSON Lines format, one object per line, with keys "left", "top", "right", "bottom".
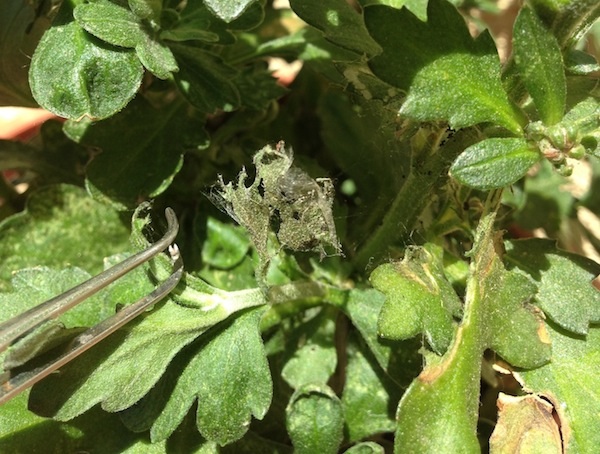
{"left": 281, "top": 308, "right": 337, "bottom": 389}
{"left": 0, "top": 185, "right": 129, "bottom": 290}
{"left": 365, "top": 0, "right": 523, "bottom": 133}
{"left": 29, "top": 21, "right": 143, "bottom": 120}
{"left": 341, "top": 333, "right": 401, "bottom": 442}
{"left": 149, "top": 307, "right": 272, "bottom": 445}
{"left": 286, "top": 383, "right": 344, "bottom": 454}
{"left": 513, "top": 7, "right": 566, "bottom": 125}
{"left": 370, "top": 243, "right": 462, "bottom": 354}
{"left": 505, "top": 239, "right": 600, "bottom": 335}
{"left": 392, "top": 214, "right": 550, "bottom": 452}
{"left": 203, "top": 0, "right": 258, "bottom": 23}
{"left": 450, "top": 138, "right": 540, "bottom": 190}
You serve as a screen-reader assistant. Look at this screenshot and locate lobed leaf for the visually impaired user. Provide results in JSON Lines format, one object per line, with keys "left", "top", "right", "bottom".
{"left": 513, "top": 7, "right": 566, "bottom": 125}
{"left": 149, "top": 307, "right": 272, "bottom": 446}
{"left": 365, "top": 0, "right": 524, "bottom": 134}
{"left": 29, "top": 21, "right": 143, "bottom": 120}
{"left": 392, "top": 213, "right": 550, "bottom": 452}
{"left": 450, "top": 138, "right": 541, "bottom": 190}
{"left": 370, "top": 243, "right": 462, "bottom": 354}
{"left": 505, "top": 238, "right": 600, "bottom": 335}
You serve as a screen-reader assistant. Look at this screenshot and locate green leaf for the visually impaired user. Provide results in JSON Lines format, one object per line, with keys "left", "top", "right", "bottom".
{"left": 450, "top": 138, "right": 541, "bottom": 190}
{"left": 204, "top": 0, "right": 258, "bottom": 23}
{"left": 29, "top": 21, "right": 143, "bottom": 120}
{"left": 202, "top": 217, "right": 251, "bottom": 269}
{"left": 149, "top": 307, "right": 272, "bottom": 445}
{"left": 341, "top": 333, "right": 401, "bottom": 442}
{"left": 281, "top": 308, "right": 337, "bottom": 389}
{"left": 513, "top": 7, "right": 566, "bottom": 125}
{"left": 365, "top": 0, "right": 523, "bottom": 133}
{"left": 289, "top": 0, "right": 381, "bottom": 56}
{"left": 74, "top": 1, "right": 145, "bottom": 48}
{"left": 28, "top": 294, "right": 232, "bottom": 420}
{"left": 370, "top": 243, "right": 462, "bottom": 354}
{"left": 344, "top": 442, "right": 385, "bottom": 454}
{"left": 340, "top": 288, "right": 422, "bottom": 386}
{"left": 74, "top": 1, "right": 178, "bottom": 79}
{"left": 392, "top": 213, "right": 550, "bottom": 452}
{"left": 129, "top": 0, "right": 162, "bottom": 21}
{"left": 286, "top": 383, "right": 344, "bottom": 454}
{"left": 505, "top": 239, "right": 600, "bottom": 335}
{"left": 0, "top": 184, "right": 129, "bottom": 291}
{"left": 517, "top": 323, "right": 600, "bottom": 453}
{"left": 0, "top": 395, "right": 154, "bottom": 453}
{"left": 171, "top": 45, "right": 240, "bottom": 113}
{"left": 64, "top": 97, "right": 187, "bottom": 209}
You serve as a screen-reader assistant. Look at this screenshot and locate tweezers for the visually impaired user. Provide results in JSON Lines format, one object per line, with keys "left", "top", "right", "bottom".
{"left": 0, "top": 208, "right": 184, "bottom": 405}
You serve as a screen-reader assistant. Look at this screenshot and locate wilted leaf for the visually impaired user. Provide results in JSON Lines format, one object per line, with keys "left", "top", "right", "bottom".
{"left": 517, "top": 323, "right": 600, "bottom": 453}
{"left": 489, "top": 393, "right": 562, "bottom": 454}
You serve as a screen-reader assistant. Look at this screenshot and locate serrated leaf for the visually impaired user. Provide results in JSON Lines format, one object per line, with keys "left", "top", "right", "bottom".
{"left": 171, "top": 45, "right": 240, "bottom": 113}
{"left": 64, "top": 97, "right": 186, "bottom": 209}
{"left": 450, "top": 138, "right": 541, "bottom": 190}
{"left": 28, "top": 297, "right": 232, "bottom": 419}
{"left": 289, "top": 0, "right": 381, "bottom": 56}
{"left": 505, "top": 238, "right": 600, "bottom": 335}
{"left": 365, "top": 0, "right": 523, "bottom": 133}
{"left": 29, "top": 21, "right": 143, "bottom": 120}
{"left": 392, "top": 213, "right": 550, "bottom": 452}
{"left": 341, "top": 333, "right": 401, "bottom": 442}
{"left": 149, "top": 307, "right": 271, "bottom": 445}
{"left": 281, "top": 308, "right": 337, "bottom": 389}
{"left": 517, "top": 323, "right": 600, "bottom": 453}
{"left": 370, "top": 243, "right": 462, "bottom": 354}
{"left": 0, "top": 184, "right": 129, "bottom": 290}
{"left": 286, "top": 383, "right": 343, "bottom": 454}
{"left": 513, "top": 7, "right": 566, "bottom": 125}
{"left": 204, "top": 0, "right": 257, "bottom": 23}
